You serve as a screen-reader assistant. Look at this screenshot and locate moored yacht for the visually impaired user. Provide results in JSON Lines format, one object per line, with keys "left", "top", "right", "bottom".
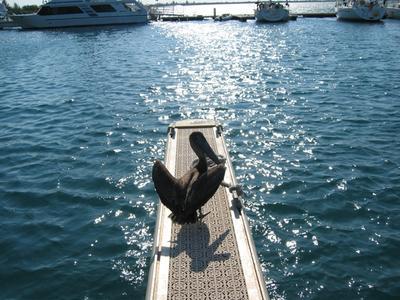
{"left": 336, "top": 0, "right": 385, "bottom": 21}
{"left": 0, "top": 2, "right": 7, "bottom": 20}
{"left": 11, "top": 0, "right": 148, "bottom": 29}
{"left": 255, "top": 1, "right": 289, "bottom": 22}
{"left": 386, "top": 1, "right": 400, "bottom": 19}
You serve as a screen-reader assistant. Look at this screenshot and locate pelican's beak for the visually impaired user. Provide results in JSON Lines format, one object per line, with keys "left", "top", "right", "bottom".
{"left": 189, "top": 132, "right": 221, "bottom": 164}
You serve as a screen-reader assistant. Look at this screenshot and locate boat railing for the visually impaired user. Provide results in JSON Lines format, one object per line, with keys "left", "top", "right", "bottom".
{"left": 256, "top": 1, "right": 288, "bottom": 10}
{"left": 40, "top": 0, "right": 145, "bottom": 5}
{"left": 385, "top": 0, "right": 400, "bottom": 7}
{"left": 336, "top": 0, "right": 385, "bottom": 8}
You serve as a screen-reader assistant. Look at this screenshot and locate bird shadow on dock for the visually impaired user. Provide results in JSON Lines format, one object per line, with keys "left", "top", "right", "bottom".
{"left": 169, "top": 222, "right": 231, "bottom": 273}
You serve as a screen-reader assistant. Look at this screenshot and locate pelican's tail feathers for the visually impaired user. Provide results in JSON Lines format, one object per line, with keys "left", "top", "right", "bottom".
{"left": 169, "top": 211, "right": 197, "bottom": 224}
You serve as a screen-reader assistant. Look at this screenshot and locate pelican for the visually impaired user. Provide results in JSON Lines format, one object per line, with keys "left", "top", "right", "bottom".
{"left": 152, "top": 132, "right": 226, "bottom": 224}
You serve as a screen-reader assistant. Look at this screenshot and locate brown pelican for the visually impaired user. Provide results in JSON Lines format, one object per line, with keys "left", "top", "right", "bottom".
{"left": 152, "top": 132, "right": 226, "bottom": 224}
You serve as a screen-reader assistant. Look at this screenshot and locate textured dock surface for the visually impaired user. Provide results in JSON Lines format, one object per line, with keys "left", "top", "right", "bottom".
{"left": 146, "top": 120, "right": 268, "bottom": 300}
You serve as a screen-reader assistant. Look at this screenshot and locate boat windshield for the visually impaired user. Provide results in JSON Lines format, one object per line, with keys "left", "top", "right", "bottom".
{"left": 337, "top": 0, "right": 384, "bottom": 6}
{"left": 124, "top": 3, "right": 140, "bottom": 12}
{"left": 37, "top": 6, "right": 83, "bottom": 15}
{"left": 91, "top": 4, "right": 116, "bottom": 12}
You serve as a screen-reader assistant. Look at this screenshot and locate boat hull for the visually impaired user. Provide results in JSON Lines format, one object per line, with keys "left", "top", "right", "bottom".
{"left": 336, "top": 5, "right": 385, "bottom": 21}
{"left": 386, "top": 7, "right": 400, "bottom": 19}
{"left": 256, "top": 7, "right": 289, "bottom": 22}
{"left": 11, "top": 13, "right": 148, "bottom": 29}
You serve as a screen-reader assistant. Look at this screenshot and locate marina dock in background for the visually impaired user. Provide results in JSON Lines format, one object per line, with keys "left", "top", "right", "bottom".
{"left": 0, "top": 12, "right": 339, "bottom": 28}
{"left": 148, "top": 12, "right": 335, "bottom": 22}
{"left": 148, "top": 0, "right": 336, "bottom": 21}
{"left": 146, "top": 119, "right": 269, "bottom": 300}
{"left": 4, "top": 0, "right": 400, "bottom": 28}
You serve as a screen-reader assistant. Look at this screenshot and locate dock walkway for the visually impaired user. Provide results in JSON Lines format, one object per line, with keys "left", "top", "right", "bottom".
{"left": 146, "top": 119, "right": 269, "bottom": 300}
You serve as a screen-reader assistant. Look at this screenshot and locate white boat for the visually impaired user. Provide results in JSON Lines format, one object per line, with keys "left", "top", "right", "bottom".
{"left": 214, "top": 14, "right": 234, "bottom": 21}
{"left": 386, "top": 1, "right": 400, "bottom": 19}
{"left": 0, "top": 2, "right": 7, "bottom": 19}
{"left": 255, "top": 1, "right": 289, "bottom": 22}
{"left": 11, "top": 0, "right": 148, "bottom": 29}
{"left": 336, "top": 0, "right": 386, "bottom": 21}
{"left": 386, "top": 7, "right": 400, "bottom": 18}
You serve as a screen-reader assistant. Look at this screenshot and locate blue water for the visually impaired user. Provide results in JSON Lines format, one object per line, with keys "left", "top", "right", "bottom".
{"left": 1, "top": 17, "right": 400, "bottom": 300}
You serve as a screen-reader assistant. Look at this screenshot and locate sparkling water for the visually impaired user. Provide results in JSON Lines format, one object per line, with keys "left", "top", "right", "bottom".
{"left": 1, "top": 17, "right": 399, "bottom": 299}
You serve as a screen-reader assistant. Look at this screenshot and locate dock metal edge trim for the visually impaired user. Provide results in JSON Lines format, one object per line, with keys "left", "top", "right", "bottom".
{"left": 216, "top": 127, "right": 270, "bottom": 300}
{"left": 169, "top": 118, "right": 219, "bottom": 129}
{"left": 146, "top": 130, "right": 176, "bottom": 300}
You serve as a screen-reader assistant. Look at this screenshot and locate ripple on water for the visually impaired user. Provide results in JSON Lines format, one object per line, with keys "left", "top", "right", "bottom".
{"left": 1, "top": 19, "right": 400, "bottom": 299}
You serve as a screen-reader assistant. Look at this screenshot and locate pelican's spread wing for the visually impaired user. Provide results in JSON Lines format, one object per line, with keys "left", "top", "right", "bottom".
{"left": 152, "top": 160, "right": 181, "bottom": 213}
{"left": 184, "top": 164, "right": 226, "bottom": 216}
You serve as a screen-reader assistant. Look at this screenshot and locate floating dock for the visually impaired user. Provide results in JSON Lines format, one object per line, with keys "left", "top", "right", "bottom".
{"left": 146, "top": 119, "right": 269, "bottom": 300}
{"left": 149, "top": 12, "right": 334, "bottom": 22}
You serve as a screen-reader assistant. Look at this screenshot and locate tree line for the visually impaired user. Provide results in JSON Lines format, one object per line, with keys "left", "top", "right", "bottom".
{"left": 2, "top": 0, "right": 39, "bottom": 14}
